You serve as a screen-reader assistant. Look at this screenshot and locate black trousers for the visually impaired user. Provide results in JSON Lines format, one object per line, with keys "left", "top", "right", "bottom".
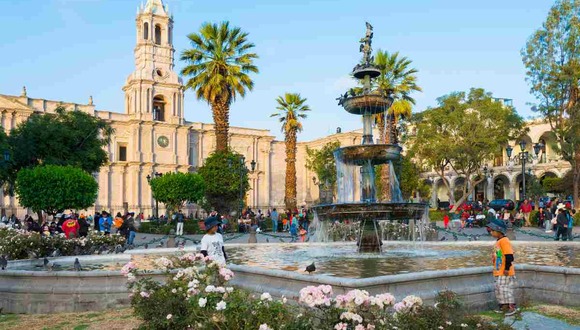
{"left": 555, "top": 226, "right": 568, "bottom": 241}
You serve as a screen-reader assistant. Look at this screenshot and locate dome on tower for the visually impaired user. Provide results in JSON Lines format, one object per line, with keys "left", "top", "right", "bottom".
{"left": 142, "top": 0, "right": 169, "bottom": 16}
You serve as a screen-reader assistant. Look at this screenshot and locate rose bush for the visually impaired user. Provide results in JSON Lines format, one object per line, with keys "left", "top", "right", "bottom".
{"left": 125, "top": 255, "right": 513, "bottom": 330}
{"left": 0, "top": 227, "right": 125, "bottom": 259}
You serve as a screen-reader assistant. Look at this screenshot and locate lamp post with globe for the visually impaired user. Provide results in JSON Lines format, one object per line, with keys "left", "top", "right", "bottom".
{"left": 146, "top": 172, "right": 163, "bottom": 219}
{"left": 506, "top": 140, "right": 542, "bottom": 200}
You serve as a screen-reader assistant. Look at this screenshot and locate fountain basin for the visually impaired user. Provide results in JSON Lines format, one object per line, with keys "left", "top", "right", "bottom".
{"left": 335, "top": 144, "right": 402, "bottom": 166}
{"left": 312, "top": 202, "right": 427, "bottom": 221}
{"left": 342, "top": 94, "right": 393, "bottom": 115}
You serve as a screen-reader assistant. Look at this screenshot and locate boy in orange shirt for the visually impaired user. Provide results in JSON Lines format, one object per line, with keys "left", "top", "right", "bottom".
{"left": 487, "top": 219, "right": 518, "bottom": 316}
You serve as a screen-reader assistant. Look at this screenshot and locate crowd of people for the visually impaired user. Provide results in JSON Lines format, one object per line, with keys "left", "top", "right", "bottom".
{"left": 442, "top": 198, "right": 576, "bottom": 241}
{"left": 0, "top": 210, "right": 143, "bottom": 245}
{"left": 237, "top": 206, "right": 311, "bottom": 242}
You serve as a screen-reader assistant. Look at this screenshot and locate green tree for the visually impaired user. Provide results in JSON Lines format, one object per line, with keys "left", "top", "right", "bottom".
{"left": 271, "top": 93, "right": 310, "bottom": 210}
{"left": 373, "top": 50, "right": 421, "bottom": 201}
{"left": 198, "top": 151, "right": 250, "bottom": 215}
{"left": 522, "top": 0, "right": 580, "bottom": 210}
{"left": 543, "top": 171, "right": 573, "bottom": 195}
{"left": 526, "top": 175, "right": 546, "bottom": 209}
{"left": 15, "top": 165, "right": 98, "bottom": 215}
{"left": 409, "top": 88, "right": 526, "bottom": 211}
{"left": 7, "top": 106, "right": 112, "bottom": 187}
{"left": 149, "top": 172, "right": 205, "bottom": 214}
{"left": 306, "top": 141, "right": 340, "bottom": 190}
{"left": 399, "top": 156, "right": 431, "bottom": 201}
{"left": 181, "top": 22, "right": 259, "bottom": 152}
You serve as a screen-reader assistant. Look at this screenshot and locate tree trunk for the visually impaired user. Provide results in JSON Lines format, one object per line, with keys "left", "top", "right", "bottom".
{"left": 211, "top": 99, "right": 230, "bottom": 152}
{"left": 380, "top": 113, "right": 391, "bottom": 201}
{"left": 451, "top": 177, "right": 482, "bottom": 212}
{"left": 285, "top": 131, "right": 297, "bottom": 211}
{"left": 574, "top": 149, "right": 580, "bottom": 211}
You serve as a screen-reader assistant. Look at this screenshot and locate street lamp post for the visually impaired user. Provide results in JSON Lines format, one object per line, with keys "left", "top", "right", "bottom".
{"left": 146, "top": 172, "right": 163, "bottom": 218}
{"left": 506, "top": 141, "right": 542, "bottom": 200}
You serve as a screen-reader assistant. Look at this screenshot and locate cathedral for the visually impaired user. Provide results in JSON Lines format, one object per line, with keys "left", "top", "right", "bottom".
{"left": 0, "top": 0, "right": 362, "bottom": 217}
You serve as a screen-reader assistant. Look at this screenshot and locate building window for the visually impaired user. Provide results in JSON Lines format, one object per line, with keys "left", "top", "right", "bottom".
{"left": 168, "top": 26, "right": 172, "bottom": 44}
{"left": 143, "top": 22, "right": 149, "bottom": 40}
{"left": 153, "top": 95, "right": 165, "bottom": 121}
{"left": 155, "top": 25, "right": 162, "bottom": 45}
{"left": 119, "top": 145, "right": 127, "bottom": 162}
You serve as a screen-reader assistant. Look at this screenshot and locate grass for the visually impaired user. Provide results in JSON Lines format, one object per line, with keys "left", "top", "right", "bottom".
{"left": 0, "top": 309, "right": 141, "bottom": 330}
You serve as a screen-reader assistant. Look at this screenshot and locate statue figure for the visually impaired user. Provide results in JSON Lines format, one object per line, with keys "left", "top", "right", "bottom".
{"left": 359, "top": 22, "right": 374, "bottom": 65}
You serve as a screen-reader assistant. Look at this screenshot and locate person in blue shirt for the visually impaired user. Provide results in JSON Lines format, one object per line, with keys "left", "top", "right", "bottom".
{"left": 568, "top": 209, "right": 576, "bottom": 241}
{"left": 99, "top": 211, "right": 112, "bottom": 235}
{"left": 290, "top": 213, "right": 298, "bottom": 242}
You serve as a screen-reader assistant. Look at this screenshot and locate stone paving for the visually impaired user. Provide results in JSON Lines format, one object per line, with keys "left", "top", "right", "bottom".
{"left": 508, "top": 312, "right": 579, "bottom": 330}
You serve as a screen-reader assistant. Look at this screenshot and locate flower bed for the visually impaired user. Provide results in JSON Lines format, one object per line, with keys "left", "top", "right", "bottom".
{"left": 125, "top": 255, "right": 513, "bottom": 330}
{"left": 0, "top": 228, "right": 126, "bottom": 260}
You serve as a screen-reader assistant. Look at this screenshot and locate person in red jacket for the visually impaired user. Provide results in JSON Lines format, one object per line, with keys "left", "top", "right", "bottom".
{"left": 519, "top": 199, "right": 533, "bottom": 227}
{"left": 62, "top": 215, "right": 80, "bottom": 238}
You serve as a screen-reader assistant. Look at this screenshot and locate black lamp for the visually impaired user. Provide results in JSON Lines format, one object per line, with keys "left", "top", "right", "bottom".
{"left": 506, "top": 145, "right": 513, "bottom": 158}
{"left": 250, "top": 159, "right": 256, "bottom": 172}
{"left": 533, "top": 143, "right": 542, "bottom": 156}
{"left": 519, "top": 140, "right": 527, "bottom": 152}
{"left": 146, "top": 174, "right": 151, "bottom": 182}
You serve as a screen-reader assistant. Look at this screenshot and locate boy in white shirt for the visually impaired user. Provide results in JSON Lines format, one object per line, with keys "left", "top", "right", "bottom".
{"left": 200, "top": 216, "right": 227, "bottom": 264}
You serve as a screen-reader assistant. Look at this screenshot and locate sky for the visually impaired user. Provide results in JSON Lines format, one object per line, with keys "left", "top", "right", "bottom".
{"left": 0, "top": 0, "right": 555, "bottom": 141}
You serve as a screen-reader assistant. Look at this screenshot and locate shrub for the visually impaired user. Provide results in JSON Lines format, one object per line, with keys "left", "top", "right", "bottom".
{"left": 529, "top": 210, "right": 539, "bottom": 226}
{"left": 125, "top": 256, "right": 513, "bottom": 330}
{"left": 139, "top": 220, "right": 203, "bottom": 235}
{"left": 0, "top": 228, "right": 125, "bottom": 259}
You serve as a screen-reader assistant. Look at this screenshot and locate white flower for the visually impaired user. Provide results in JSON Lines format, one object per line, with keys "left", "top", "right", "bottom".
{"left": 446, "top": 321, "right": 452, "bottom": 325}
{"left": 215, "top": 300, "right": 226, "bottom": 311}
{"left": 476, "top": 324, "right": 482, "bottom": 328}
{"left": 171, "top": 289, "right": 177, "bottom": 294}
{"left": 259, "top": 324, "right": 272, "bottom": 330}
{"left": 226, "top": 287, "right": 234, "bottom": 293}
{"left": 166, "top": 314, "right": 172, "bottom": 320}
{"left": 438, "top": 327, "right": 444, "bottom": 330}
{"left": 260, "top": 292, "right": 273, "bottom": 301}
{"left": 334, "top": 323, "right": 348, "bottom": 330}
{"left": 205, "top": 285, "right": 216, "bottom": 293}
{"left": 460, "top": 324, "right": 468, "bottom": 328}
{"left": 355, "top": 325, "right": 365, "bottom": 330}
{"left": 198, "top": 297, "right": 207, "bottom": 307}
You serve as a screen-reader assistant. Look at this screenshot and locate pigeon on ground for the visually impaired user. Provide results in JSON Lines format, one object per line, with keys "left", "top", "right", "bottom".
{"left": 115, "top": 244, "right": 123, "bottom": 254}
{"left": 73, "top": 258, "right": 82, "bottom": 271}
{"left": 141, "top": 236, "right": 147, "bottom": 240}
{"left": 473, "top": 235, "right": 479, "bottom": 241}
{"left": 156, "top": 242, "right": 164, "bottom": 248}
{"left": 0, "top": 255, "right": 7, "bottom": 270}
{"left": 440, "top": 236, "right": 447, "bottom": 241}
{"left": 305, "top": 262, "right": 316, "bottom": 274}
{"left": 453, "top": 234, "right": 458, "bottom": 241}
{"left": 278, "top": 238, "right": 285, "bottom": 243}
{"left": 468, "top": 235, "right": 473, "bottom": 242}
{"left": 144, "top": 244, "right": 149, "bottom": 249}
{"left": 266, "top": 238, "right": 269, "bottom": 243}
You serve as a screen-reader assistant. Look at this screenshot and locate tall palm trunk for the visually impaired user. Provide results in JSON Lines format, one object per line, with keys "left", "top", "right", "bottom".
{"left": 212, "top": 98, "right": 230, "bottom": 152}
{"left": 378, "top": 113, "right": 391, "bottom": 201}
{"left": 285, "top": 130, "right": 297, "bottom": 210}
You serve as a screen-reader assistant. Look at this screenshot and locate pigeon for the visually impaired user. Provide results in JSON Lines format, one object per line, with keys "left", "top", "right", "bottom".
{"left": 73, "top": 258, "right": 82, "bottom": 271}
{"left": 141, "top": 236, "right": 147, "bottom": 240}
{"left": 278, "top": 238, "right": 285, "bottom": 243}
{"left": 115, "top": 244, "right": 123, "bottom": 254}
{"left": 0, "top": 255, "right": 7, "bottom": 270}
{"left": 156, "top": 242, "right": 164, "bottom": 248}
{"left": 50, "top": 249, "right": 62, "bottom": 258}
{"left": 144, "top": 243, "right": 149, "bottom": 249}
{"left": 27, "top": 251, "right": 38, "bottom": 259}
{"left": 305, "top": 262, "right": 316, "bottom": 274}
{"left": 440, "top": 236, "right": 447, "bottom": 241}
{"left": 473, "top": 235, "right": 479, "bottom": 241}
{"left": 468, "top": 235, "right": 473, "bottom": 242}
{"left": 43, "top": 257, "right": 52, "bottom": 270}
{"left": 266, "top": 238, "right": 269, "bottom": 243}
{"left": 453, "top": 234, "right": 458, "bottom": 241}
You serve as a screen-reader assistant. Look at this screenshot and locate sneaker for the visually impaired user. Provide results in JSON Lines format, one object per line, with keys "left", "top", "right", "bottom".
{"left": 545, "top": 230, "right": 553, "bottom": 233}
{"left": 505, "top": 308, "right": 519, "bottom": 316}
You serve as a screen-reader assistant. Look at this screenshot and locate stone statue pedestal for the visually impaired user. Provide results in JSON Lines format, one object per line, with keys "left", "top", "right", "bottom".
{"left": 248, "top": 227, "right": 258, "bottom": 243}
{"left": 166, "top": 229, "right": 176, "bottom": 248}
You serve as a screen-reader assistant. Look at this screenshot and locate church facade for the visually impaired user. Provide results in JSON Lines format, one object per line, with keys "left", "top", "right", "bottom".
{"left": 0, "top": 0, "right": 363, "bottom": 217}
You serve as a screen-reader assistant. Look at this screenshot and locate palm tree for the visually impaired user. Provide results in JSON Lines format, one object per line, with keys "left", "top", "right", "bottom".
{"left": 271, "top": 93, "right": 310, "bottom": 210}
{"left": 373, "top": 50, "right": 421, "bottom": 201}
{"left": 181, "top": 22, "right": 258, "bottom": 152}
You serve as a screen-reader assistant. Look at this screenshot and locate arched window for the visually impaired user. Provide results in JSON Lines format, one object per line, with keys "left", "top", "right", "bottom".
{"left": 155, "top": 25, "right": 162, "bottom": 45}
{"left": 143, "top": 22, "right": 149, "bottom": 40}
{"left": 153, "top": 95, "right": 165, "bottom": 122}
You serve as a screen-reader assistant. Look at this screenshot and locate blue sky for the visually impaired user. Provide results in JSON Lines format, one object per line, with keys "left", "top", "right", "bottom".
{"left": 0, "top": 0, "right": 554, "bottom": 141}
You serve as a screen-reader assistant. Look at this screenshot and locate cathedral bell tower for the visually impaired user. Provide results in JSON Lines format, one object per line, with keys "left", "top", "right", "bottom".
{"left": 123, "top": 0, "right": 184, "bottom": 124}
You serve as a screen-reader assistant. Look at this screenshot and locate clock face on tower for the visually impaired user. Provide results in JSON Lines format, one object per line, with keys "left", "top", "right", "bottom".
{"left": 157, "top": 135, "right": 169, "bottom": 148}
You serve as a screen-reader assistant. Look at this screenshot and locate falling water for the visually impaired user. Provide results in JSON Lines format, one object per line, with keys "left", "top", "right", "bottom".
{"left": 335, "top": 149, "right": 356, "bottom": 203}
{"left": 388, "top": 160, "right": 403, "bottom": 202}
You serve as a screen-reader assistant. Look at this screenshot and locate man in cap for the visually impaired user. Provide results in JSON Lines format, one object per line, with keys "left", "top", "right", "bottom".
{"left": 487, "top": 219, "right": 517, "bottom": 316}
{"left": 200, "top": 215, "right": 226, "bottom": 264}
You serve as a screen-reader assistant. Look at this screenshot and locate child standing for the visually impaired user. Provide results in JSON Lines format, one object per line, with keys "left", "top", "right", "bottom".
{"left": 200, "top": 216, "right": 227, "bottom": 265}
{"left": 486, "top": 219, "right": 517, "bottom": 316}
{"left": 290, "top": 216, "right": 298, "bottom": 242}
{"left": 299, "top": 225, "right": 307, "bottom": 242}
{"left": 443, "top": 213, "right": 450, "bottom": 229}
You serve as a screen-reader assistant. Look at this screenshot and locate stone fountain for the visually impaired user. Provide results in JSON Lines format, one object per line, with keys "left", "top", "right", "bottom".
{"left": 312, "top": 22, "right": 427, "bottom": 252}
